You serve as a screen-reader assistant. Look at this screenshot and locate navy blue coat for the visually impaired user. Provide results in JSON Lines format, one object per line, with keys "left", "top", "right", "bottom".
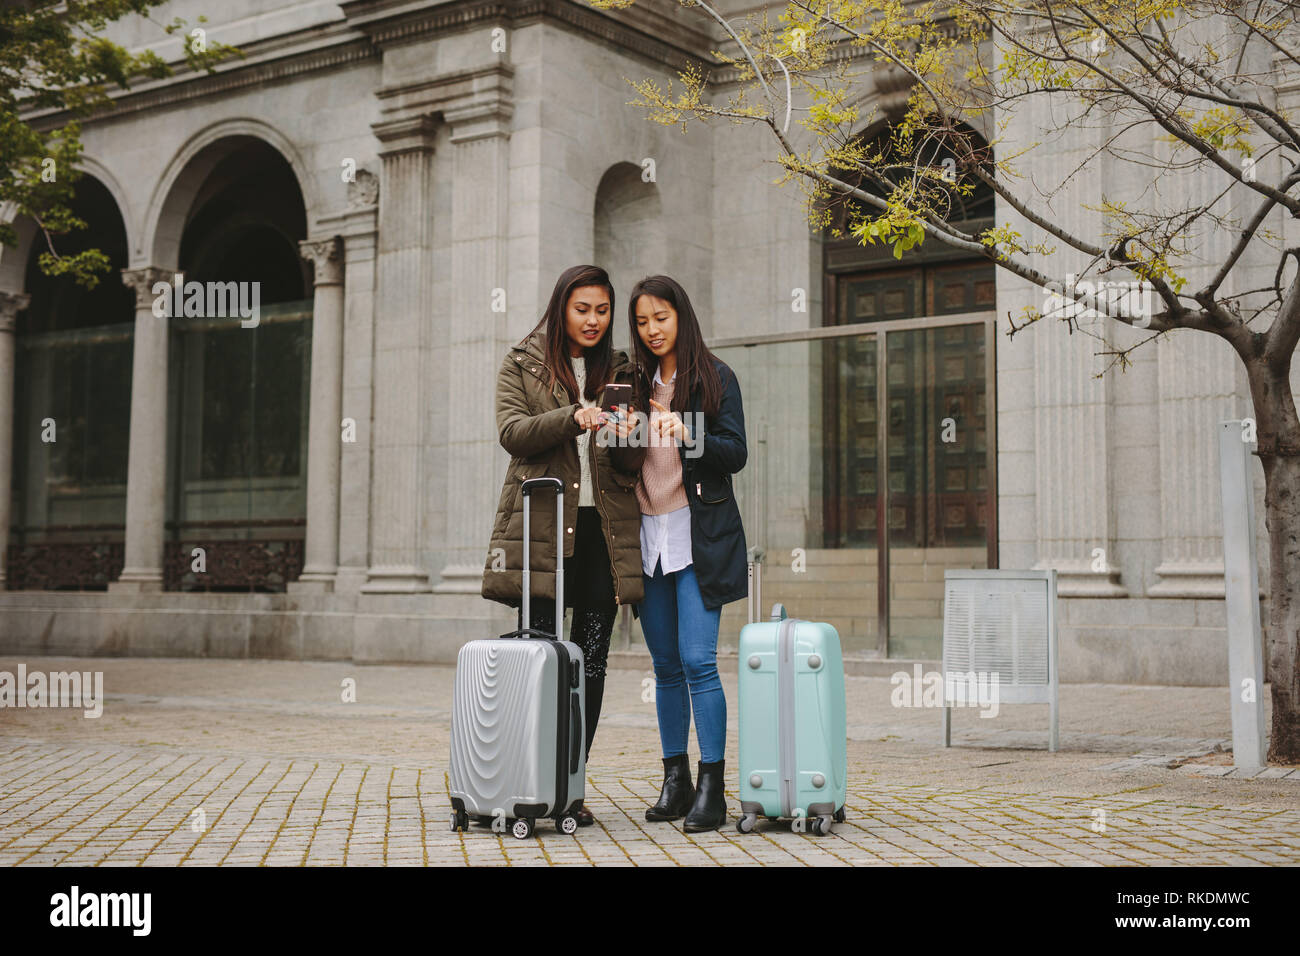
{"left": 680, "top": 359, "right": 749, "bottom": 609}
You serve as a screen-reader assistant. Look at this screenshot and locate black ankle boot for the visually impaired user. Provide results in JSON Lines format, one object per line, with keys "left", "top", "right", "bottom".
{"left": 645, "top": 754, "right": 695, "bottom": 822}
{"left": 682, "top": 760, "right": 726, "bottom": 832}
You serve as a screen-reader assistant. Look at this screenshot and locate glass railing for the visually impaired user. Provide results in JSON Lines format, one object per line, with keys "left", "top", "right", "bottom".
{"left": 709, "top": 313, "right": 995, "bottom": 659}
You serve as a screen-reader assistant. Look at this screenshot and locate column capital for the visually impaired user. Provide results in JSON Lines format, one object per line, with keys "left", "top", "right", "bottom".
{"left": 445, "top": 99, "right": 512, "bottom": 144}
{"left": 120, "top": 267, "right": 170, "bottom": 309}
{"left": 373, "top": 63, "right": 513, "bottom": 148}
{"left": 372, "top": 114, "right": 438, "bottom": 158}
{"left": 300, "top": 236, "right": 345, "bottom": 286}
{"left": 0, "top": 291, "right": 30, "bottom": 333}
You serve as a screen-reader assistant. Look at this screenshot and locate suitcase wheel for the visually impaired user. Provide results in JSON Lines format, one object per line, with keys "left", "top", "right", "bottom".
{"left": 558, "top": 814, "right": 579, "bottom": 835}
{"left": 450, "top": 810, "right": 469, "bottom": 832}
{"left": 736, "top": 813, "right": 758, "bottom": 834}
{"left": 511, "top": 817, "right": 535, "bottom": 840}
{"left": 809, "top": 815, "right": 834, "bottom": 836}
{"left": 834, "top": 807, "right": 846, "bottom": 824}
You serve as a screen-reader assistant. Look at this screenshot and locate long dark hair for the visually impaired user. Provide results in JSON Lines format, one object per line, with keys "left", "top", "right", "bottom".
{"left": 626, "top": 275, "right": 724, "bottom": 418}
{"left": 528, "top": 264, "right": 615, "bottom": 402}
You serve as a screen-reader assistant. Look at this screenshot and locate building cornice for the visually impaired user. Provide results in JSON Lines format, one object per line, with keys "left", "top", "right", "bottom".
{"left": 22, "top": 0, "right": 717, "bottom": 130}
{"left": 342, "top": 0, "right": 713, "bottom": 70}
{"left": 22, "top": 28, "right": 379, "bottom": 130}
{"left": 708, "top": 19, "right": 971, "bottom": 86}
{"left": 510, "top": 0, "right": 711, "bottom": 75}
{"left": 341, "top": 0, "right": 509, "bottom": 45}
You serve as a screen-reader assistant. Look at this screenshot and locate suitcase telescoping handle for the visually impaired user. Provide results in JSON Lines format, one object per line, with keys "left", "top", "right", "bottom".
{"left": 520, "top": 476, "right": 564, "bottom": 638}
{"left": 746, "top": 545, "right": 765, "bottom": 626}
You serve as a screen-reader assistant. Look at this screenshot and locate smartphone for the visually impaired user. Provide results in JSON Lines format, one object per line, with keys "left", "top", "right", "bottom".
{"left": 603, "top": 383, "right": 633, "bottom": 420}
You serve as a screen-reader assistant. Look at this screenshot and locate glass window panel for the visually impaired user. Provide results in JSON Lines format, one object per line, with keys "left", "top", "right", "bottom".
{"left": 170, "top": 301, "right": 311, "bottom": 592}
{"left": 712, "top": 335, "right": 881, "bottom": 656}
{"left": 8, "top": 177, "right": 134, "bottom": 590}
{"left": 885, "top": 325, "right": 990, "bottom": 659}
{"left": 13, "top": 324, "right": 133, "bottom": 532}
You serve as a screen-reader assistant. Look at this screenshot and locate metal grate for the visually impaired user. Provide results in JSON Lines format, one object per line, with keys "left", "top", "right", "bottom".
{"left": 943, "top": 577, "right": 1050, "bottom": 685}
{"left": 941, "top": 569, "right": 1058, "bottom": 750}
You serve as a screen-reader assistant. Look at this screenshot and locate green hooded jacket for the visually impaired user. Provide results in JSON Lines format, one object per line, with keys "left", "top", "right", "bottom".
{"left": 480, "top": 328, "right": 645, "bottom": 609}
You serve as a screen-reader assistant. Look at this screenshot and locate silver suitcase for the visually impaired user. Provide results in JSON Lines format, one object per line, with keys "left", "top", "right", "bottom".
{"left": 449, "top": 476, "right": 586, "bottom": 839}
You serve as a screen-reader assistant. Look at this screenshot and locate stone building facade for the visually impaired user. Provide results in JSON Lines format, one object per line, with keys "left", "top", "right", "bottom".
{"left": 0, "top": 0, "right": 1287, "bottom": 685}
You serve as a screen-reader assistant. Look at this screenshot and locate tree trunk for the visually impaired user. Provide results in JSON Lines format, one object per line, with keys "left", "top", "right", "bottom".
{"left": 1261, "top": 449, "right": 1300, "bottom": 763}
{"left": 1248, "top": 358, "right": 1300, "bottom": 764}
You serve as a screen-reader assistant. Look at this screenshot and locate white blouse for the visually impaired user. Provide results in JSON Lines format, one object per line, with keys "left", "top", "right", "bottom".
{"left": 639, "top": 364, "right": 693, "bottom": 576}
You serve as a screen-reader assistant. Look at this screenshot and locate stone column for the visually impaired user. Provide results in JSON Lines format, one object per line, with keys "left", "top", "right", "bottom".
{"left": 1148, "top": 334, "right": 1239, "bottom": 596}
{"left": 0, "top": 291, "right": 30, "bottom": 586}
{"left": 1028, "top": 120, "right": 1126, "bottom": 596}
{"left": 1148, "top": 153, "right": 1244, "bottom": 596}
{"left": 436, "top": 102, "right": 512, "bottom": 592}
{"left": 110, "top": 267, "right": 170, "bottom": 593}
{"left": 289, "top": 236, "right": 345, "bottom": 593}
{"left": 318, "top": 171, "right": 380, "bottom": 595}
{"left": 1031, "top": 327, "right": 1126, "bottom": 596}
{"left": 362, "top": 116, "right": 437, "bottom": 592}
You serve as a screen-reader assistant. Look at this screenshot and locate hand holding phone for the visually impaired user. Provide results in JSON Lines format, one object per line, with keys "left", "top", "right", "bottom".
{"left": 602, "top": 383, "right": 635, "bottom": 438}
{"left": 602, "top": 383, "right": 633, "bottom": 421}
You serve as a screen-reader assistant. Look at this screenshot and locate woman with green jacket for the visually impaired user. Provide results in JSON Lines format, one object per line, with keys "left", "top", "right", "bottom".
{"left": 480, "top": 264, "right": 644, "bottom": 826}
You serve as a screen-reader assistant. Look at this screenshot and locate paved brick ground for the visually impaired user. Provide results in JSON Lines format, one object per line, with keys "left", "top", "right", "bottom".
{"left": 1, "top": 657, "right": 1297, "bottom": 866}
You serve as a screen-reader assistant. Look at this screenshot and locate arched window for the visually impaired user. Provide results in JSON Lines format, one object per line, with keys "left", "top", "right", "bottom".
{"left": 166, "top": 138, "right": 311, "bottom": 591}
{"left": 9, "top": 176, "right": 134, "bottom": 590}
{"left": 594, "top": 161, "right": 664, "bottom": 352}
{"left": 823, "top": 119, "right": 996, "bottom": 322}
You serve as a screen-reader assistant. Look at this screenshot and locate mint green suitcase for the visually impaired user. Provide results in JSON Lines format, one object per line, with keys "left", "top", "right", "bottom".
{"left": 737, "top": 603, "right": 848, "bottom": 835}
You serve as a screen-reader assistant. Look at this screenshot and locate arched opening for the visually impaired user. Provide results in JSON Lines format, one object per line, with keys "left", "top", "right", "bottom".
{"left": 165, "top": 137, "right": 311, "bottom": 592}
{"left": 8, "top": 176, "right": 134, "bottom": 590}
{"left": 594, "top": 161, "right": 663, "bottom": 351}
{"left": 822, "top": 118, "right": 996, "bottom": 322}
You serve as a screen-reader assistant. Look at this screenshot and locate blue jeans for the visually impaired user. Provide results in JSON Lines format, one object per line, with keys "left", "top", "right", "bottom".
{"left": 637, "top": 560, "right": 725, "bottom": 764}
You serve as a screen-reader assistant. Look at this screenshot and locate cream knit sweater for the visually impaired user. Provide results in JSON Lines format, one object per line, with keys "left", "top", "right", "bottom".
{"left": 570, "top": 355, "right": 597, "bottom": 507}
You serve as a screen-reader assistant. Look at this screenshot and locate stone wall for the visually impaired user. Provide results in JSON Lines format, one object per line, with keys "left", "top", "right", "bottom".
{"left": 0, "top": 0, "right": 1272, "bottom": 687}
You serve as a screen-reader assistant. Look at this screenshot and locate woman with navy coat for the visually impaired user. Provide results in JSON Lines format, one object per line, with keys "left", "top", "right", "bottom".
{"left": 618, "top": 274, "right": 748, "bottom": 832}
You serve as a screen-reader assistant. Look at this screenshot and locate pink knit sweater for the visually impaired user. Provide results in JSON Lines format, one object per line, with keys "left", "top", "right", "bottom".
{"left": 636, "top": 376, "right": 688, "bottom": 515}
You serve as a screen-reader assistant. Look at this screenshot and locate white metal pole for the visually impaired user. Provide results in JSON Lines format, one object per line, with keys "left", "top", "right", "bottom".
{"left": 1217, "top": 420, "right": 1267, "bottom": 770}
